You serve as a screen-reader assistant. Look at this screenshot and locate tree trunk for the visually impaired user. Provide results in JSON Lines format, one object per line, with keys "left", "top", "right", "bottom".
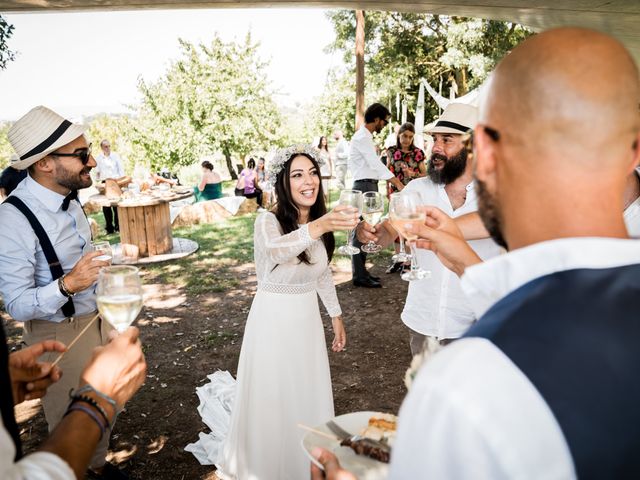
{"left": 355, "top": 10, "right": 365, "bottom": 130}
{"left": 224, "top": 151, "right": 237, "bottom": 180}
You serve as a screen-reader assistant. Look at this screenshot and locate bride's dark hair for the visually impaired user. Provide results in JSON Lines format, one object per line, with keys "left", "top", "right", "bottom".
{"left": 272, "top": 153, "right": 335, "bottom": 264}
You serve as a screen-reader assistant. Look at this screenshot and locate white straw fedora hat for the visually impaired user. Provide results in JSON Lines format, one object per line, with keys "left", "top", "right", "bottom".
{"left": 427, "top": 103, "right": 478, "bottom": 135}
{"left": 8, "top": 106, "right": 87, "bottom": 170}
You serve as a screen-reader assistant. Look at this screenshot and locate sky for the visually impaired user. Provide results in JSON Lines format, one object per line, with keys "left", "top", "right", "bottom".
{"left": 0, "top": 8, "right": 342, "bottom": 121}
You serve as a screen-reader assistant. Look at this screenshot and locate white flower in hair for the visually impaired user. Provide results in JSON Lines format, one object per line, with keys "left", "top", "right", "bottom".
{"left": 267, "top": 144, "right": 325, "bottom": 188}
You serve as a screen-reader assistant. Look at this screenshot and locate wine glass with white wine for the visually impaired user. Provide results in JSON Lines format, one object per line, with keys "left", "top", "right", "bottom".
{"left": 97, "top": 266, "right": 143, "bottom": 333}
{"left": 389, "top": 191, "right": 431, "bottom": 281}
{"left": 337, "top": 189, "right": 363, "bottom": 255}
{"left": 91, "top": 241, "right": 113, "bottom": 264}
{"left": 361, "top": 191, "right": 384, "bottom": 253}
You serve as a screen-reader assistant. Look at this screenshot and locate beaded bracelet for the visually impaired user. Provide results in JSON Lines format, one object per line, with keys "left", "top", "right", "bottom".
{"left": 64, "top": 403, "right": 107, "bottom": 439}
{"left": 73, "top": 384, "right": 120, "bottom": 414}
{"left": 68, "top": 393, "right": 112, "bottom": 430}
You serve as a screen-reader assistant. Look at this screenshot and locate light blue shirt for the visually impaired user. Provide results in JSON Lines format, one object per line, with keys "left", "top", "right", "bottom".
{"left": 0, "top": 176, "right": 95, "bottom": 322}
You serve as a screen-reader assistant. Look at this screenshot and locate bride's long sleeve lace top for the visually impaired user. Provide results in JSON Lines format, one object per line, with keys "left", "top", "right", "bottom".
{"left": 254, "top": 212, "right": 342, "bottom": 317}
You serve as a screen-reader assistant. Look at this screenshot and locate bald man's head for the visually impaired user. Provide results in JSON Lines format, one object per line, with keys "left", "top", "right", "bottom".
{"left": 482, "top": 27, "right": 639, "bottom": 162}
{"left": 475, "top": 28, "right": 640, "bottom": 249}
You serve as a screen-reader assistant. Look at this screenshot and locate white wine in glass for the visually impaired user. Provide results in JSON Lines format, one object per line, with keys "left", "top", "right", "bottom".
{"left": 361, "top": 191, "right": 384, "bottom": 253}
{"left": 389, "top": 191, "right": 431, "bottom": 281}
{"left": 91, "top": 241, "right": 113, "bottom": 264}
{"left": 97, "top": 266, "right": 143, "bottom": 333}
{"left": 337, "top": 189, "right": 363, "bottom": 256}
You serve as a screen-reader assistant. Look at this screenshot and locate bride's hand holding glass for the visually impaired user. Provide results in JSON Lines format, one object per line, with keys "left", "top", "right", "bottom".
{"left": 308, "top": 205, "right": 360, "bottom": 238}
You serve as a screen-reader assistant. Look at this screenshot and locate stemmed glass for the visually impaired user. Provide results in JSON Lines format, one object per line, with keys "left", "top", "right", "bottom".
{"left": 389, "top": 191, "right": 431, "bottom": 281}
{"left": 361, "top": 191, "right": 384, "bottom": 253}
{"left": 91, "top": 241, "right": 113, "bottom": 264}
{"left": 96, "top": 266, "right": 144, "bottom": 333}
{"left": 337, "top": 189, "right": 363, "bottom": 255}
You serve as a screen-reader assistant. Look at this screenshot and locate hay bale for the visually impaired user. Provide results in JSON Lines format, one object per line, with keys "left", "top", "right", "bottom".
{"left": 88, "top": 218, "right": 100, "bottom": 239}
{"left": 172, "top": 198, "right": 258, "bottom": 227}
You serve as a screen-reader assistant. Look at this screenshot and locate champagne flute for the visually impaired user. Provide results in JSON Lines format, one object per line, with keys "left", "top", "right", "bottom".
{"left": 361, "top": 191, "right": 384, "bottom": 253}
{"left": 337, "top": 189, "right": 363, "bottom": 255}
{"left": 96, "top": 266, "right": 144, "bottom": 333}
{"left": 91, "top": 241, "right": 113, "bottom": 264}
{"left": 389, "top": 191, "right": 431, "bottom": 281}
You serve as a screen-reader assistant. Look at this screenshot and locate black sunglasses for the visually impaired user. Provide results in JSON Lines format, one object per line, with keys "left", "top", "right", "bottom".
{"left": 51, "top": 143, "right": 92, "bottom": 165}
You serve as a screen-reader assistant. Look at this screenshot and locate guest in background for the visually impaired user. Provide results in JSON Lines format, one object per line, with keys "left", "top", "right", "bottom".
{"left": 94, "top": 140, "right": 125, "bottom": 234}
{"left": 317, "top": 136, "right": 333, "bottom": 194}
{"left": 256, "top": 157, "right": 272, "bottom": 207}
{"left": 333, "top": 130, "right": 349, "bottom": 190}
{"left": 194, "top": 160, "right": 222, "bottom": 202}
{"left": 0, "top": 157, "right": 27, "bottom": 200}
{"left": 386, "top": 123, "right": 426, "bottom": 196}
{"left": 235, "top": 158, "right": 263, "bottom": 207}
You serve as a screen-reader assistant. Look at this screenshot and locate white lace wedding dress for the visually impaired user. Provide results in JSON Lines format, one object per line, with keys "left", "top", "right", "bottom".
{"left": 186, "top": 212, "right": 342, "bottom": 479}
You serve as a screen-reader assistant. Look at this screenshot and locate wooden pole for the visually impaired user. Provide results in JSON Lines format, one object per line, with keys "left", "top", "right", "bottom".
{"left": 355, "top": 9, "right": 365, "bottom": 130}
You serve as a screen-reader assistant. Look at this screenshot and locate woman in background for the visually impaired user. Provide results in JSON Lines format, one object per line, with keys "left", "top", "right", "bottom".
{"left": 194, "top": 160, "right": 222, "bottom": 202}
{"left": 317, "top": 136, "right": 333, "bottom": 196}
{"left": 235, "top": 158, "right": 263, "bottom": 207}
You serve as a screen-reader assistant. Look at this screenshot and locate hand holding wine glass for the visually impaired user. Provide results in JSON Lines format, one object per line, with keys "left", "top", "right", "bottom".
{"left": 361, "top": 191, "right": 384, "bottom": 253}
{"left": 389, "top": 191, "right": 431, "bottom": 281}
{"left": 91, "top": 241, "right": 113, "bottom": 265}
{"left": 337, "top": 190, "right": 363, "bottom": 255}
{"left": 97, "top": 266, "right": 144, "bottom": 333}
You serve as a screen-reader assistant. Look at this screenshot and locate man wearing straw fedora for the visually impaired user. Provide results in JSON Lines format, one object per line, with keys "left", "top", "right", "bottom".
{"left": 357, "top": 103, "right": 502, "bottom": 356}
{"left": 0, "top": 106, "right": 124, "bottom": 479}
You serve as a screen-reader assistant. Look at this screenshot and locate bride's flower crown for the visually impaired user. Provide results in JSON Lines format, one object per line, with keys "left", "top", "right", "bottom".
{"left": 267, "top": 144, "right": 325, "bottom": 188}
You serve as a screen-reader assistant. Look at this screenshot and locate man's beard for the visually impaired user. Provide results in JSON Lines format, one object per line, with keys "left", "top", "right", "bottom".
{"left": 475, "top": 178, "right": 508, "bottom": 249}
{"left": 427, "top": 148, "right": 468, "bottom": 185}
{"left": 56, "top": 164, "right": 93, "bottom": 191}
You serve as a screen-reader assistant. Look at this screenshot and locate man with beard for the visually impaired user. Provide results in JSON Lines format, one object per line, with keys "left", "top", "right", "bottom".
{"left": 0, "top": 106, "right": 125, "bottom": 479}
{"left": 358, "top": 103, "right": 502, "bottom": 355}
{"left": 314, "top": 27, "right": 640, "bottom": 479}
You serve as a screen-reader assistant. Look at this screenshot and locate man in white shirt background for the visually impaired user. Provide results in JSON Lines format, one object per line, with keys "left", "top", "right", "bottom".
{"left": 313, "top": 27, "right": 640, "bottom": 480}
{"left": 332, "top": 130, "right": 349, "bottom": 190}
{"left": 349, "top": 103, "right": 404, "bottom": 288}
{"left": 94, "top": 139, "right": 124, "bottom": 234}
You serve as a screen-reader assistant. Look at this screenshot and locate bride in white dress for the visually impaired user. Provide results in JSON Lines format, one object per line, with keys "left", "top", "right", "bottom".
{"left": 186, "top": 145, "right": 359, "bottom": 479}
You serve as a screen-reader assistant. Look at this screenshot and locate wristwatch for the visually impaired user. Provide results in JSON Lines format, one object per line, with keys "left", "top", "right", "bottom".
{"left": 58, "top": 275, "right": 76, "bottom": 297}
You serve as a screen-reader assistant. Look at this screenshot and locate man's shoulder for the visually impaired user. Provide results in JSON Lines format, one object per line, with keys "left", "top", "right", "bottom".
{"left": 405, "top": 176, "right": 437, "bottom": 193}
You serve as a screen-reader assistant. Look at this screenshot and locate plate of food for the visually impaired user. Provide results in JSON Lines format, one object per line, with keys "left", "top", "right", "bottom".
{"left": 301, "top": 411, "right": 396, "bottom": 480}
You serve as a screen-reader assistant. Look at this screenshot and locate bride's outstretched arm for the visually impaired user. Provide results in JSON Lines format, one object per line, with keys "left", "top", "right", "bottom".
{"left": 256, "top": 212, "right": 317, "bottom": 264}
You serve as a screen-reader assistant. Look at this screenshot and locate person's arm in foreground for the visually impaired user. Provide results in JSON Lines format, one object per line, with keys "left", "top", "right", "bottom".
{"left": 406, "top": 206, "right": 482, "bottom": 276}
{"left": 9, "top": 340, "right": 65, "bottom": 405}
{"left": 38, "top": 328, "right": 146, "bottom": 478}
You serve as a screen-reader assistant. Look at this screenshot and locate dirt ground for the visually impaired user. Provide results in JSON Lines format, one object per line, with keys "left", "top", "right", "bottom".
{"left": 5, "top": 255, "right": 413, "bottom": 480}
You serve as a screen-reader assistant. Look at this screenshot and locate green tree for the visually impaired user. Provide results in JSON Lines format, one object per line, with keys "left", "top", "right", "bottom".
{"left": 0, "top": 122, "right": 14, "bottom": 168}
{"left": 320, "top": 11, "right": 531, "bottom": 131}
{"left": 0, "top": 15, "right": 16, "bottom": 71}
{"left": 85, "top": 113, "right": 141, "bottom": 175}
{"left": 132, "top": 34, "right": 284, "bottom": 179}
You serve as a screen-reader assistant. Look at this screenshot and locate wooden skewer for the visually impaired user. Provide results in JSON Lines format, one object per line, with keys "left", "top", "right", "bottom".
{"left": 51, "top": 313, "right": 100, "bottom": 367}
{"left": 297, "top": 423, "right": 340, "bottom": 442}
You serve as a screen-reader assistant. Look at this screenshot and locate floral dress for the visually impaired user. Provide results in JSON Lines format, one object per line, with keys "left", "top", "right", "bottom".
{"left": 387, "top": 146, "right": 426, "bottom": 196}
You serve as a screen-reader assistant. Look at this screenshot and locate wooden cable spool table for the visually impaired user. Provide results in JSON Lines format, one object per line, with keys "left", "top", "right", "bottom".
{"left": 88, "top": 189, "right": 196, "bottom": 263}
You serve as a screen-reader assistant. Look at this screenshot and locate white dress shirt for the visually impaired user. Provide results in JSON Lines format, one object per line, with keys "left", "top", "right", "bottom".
{"left": 334, "top": 138, "right": 349, "bottom": 166}
{"left": 0, "top": 176, "right": 95, "bottom": 322}
{"left": 401, "top": 177, "right": 503, "bottom": 338}
{"left": 348, "top": 126, "right": 394, "bottom": 181}
{"left": 0, "top": 417, "right": 74, "bottom": 479}
{"left": 391, "top": 237, "right": 640, "bottom": 480}
{"left": 94, "top": 152, "right": 124, "bottom": 181}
